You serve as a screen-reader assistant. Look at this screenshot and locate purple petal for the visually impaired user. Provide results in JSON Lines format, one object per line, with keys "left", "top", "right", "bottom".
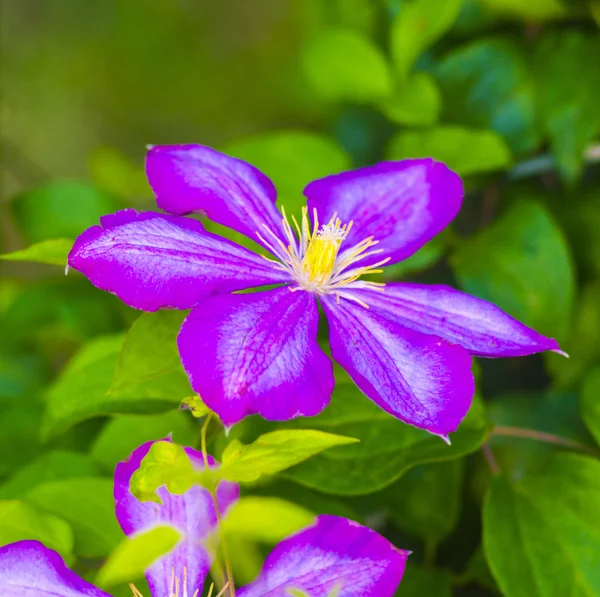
{"left": 177, "top": 287, "right": 334, "bottom": 427}
{"left": 352, "top": 283, "right": 561, "bottom": 357}
{"left": 304, "top": 159, "right": 463, "bottom": 267}
{"left": 68, "top": 209, "right": 290, "bottom": 312}
{"left": 238, "top": 515, "right": 408, "bottom": 597}
{"left": 0, "top": 540, "right": 110, "bottom": 597}
{"left": 114, "top": 439, "right": 239, "bottom": 597}
{"left": 322, "top": 294, "right": 474, "bottom": 438}
{"left": 146, "top": 144, "right": 286, "bottom": 248}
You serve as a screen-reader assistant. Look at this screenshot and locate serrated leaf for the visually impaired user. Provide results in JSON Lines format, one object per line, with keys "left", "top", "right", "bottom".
{"left": 0, "top": 500, "right": 74, "bottom": 562}
{"left": 1, "top": 238, "right": 73, "bottom": 266}
{"left": 96, "top": 526, "right": 180, "bottom": 588}
{"left": 220, "top": 429, "right": 359, "bottom": 484}
{"left": 387, "top": 125, "right": 511, "bottom": 175}
{"left": 301, "top": 28, "right": 392, "bottom": 103}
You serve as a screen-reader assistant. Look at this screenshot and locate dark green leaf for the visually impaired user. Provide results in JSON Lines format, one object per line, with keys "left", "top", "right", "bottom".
{"left": 484, "top": 453, "right": 600, "bottom": 596}
{"left": 476, "top": 0, "right": 567, "bottom": 20}
{"left": 1, "top": 238, "right": 72, "bottom": 266}
{"left": 581, "top": 369, "right": 600, "bottom": 447}
{"left": 387, "top": 126, "right": 512, "bottom": 175}
{"left": 452, "top": 200, "right": 575, "bottom": 341}
{"left": 396, "top": 565, "right": 452, "bottom": 596}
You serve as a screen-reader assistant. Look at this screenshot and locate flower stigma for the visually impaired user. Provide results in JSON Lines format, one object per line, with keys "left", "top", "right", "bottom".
{"left": 256, "top": 206, "right": 390, "bottom": 306}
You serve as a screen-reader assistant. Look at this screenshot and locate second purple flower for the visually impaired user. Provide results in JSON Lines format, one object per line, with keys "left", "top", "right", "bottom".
{"left": 68, "top": 145, "right": 561, "bottom": 438}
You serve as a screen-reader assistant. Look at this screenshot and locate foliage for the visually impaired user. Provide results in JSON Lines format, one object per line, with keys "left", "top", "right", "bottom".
{"left": 2, "top": 0, "right": 600, "bottom": 595}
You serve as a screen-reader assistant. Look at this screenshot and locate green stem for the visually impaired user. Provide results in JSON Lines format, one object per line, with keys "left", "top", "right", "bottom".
{"left": 481, "top": 443, "right": 500, "bottom": 475}
{"left": 492, "top": 426, "right": 600, "bottom": 457}
{"left": 201, "top": 414, "right": 236, "bottom": 597}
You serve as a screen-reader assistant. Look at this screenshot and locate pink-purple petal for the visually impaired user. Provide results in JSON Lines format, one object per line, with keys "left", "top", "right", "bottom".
{"left": 177, "top": 287, "right": 334, "bottom": 427}
{"left": 304, "top": 159, "right": 463, "bottom": 267}
{"left": 0, "top": 540, "right": 111, "bottom": 597}
{"left": 68, "top": 209, "right": 289, "bottom": 312}
{"left": 237, "top": 515, "right": 408, "bottom": 597}
{"left": 146, "top": 144, "right": 286, "bottom": 247}
{"left": 352, "top": 283, "right": 561, "bottom": 357}
{"left": 114, "top": 439, "right": 239, "bottom": 597}
{"left": 322, "top": 294, "right": 474, "bottom": 438}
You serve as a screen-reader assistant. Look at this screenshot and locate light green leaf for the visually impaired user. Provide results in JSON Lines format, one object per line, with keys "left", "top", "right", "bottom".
{"left": 0, "top": 450, "right": 100, "bottom": 499}
{"left": 301, "top": 28, "right": 393, "bottom": 103}
{"left": 477, "top": 0, "right": 567, "bottom": 20}
{"left": 452, "top": 200, "right": 575, "bottom": 341}
{"left": 379, "top": 73, "right": 441, "bottom": 126}
{"left": 535, "top": 31, "right": 600, "bottom": 183}
{"left": 24, "top": 477, "right": 123, "bottom": 557}
{"left": 223, "top": 497, "right": 314, "bottom": 544}
{"left": 484, "top": 453, "right": 600, "bottom": 596}
{"left": 108, "top": 311, "right": 192, "bottom": 406}
{"left": 581, "top": 369, "right": 600, "bottom": 447}
{"left": 42, "top": 333, "right": 181, "bottom": 439}
{"left": 220, "top": 429, "right": 359, "bottom": 484}
{"left": 387, "top": 460, "right": 464, "bottom": 544}
{"left": 9, "top": 180, "right": 121, "bottom": 244}
{"left": 222, "top": 130, "right": 351, "bottom": 214}
{"left": 1, "top": 238, "right": 73, "bottom": 266}
{"left": 396, "top": 565, "right": 452, "bottom": 597}
{"left": 382, "top": 236, "right": 446, "bottom": 281}
{"left": 0, "top": 500, "right": 74, "bottom": 561}
{"left": 96, "top": 526, "right": 180, "bottom": 588}
{"left": 281, "top": 384, "right": 489, "bottom": 495}
{"left": 129, "top": 441, "right": 216, "bottom": 503}
{"left": 434, "top": 38, "right": 540, "bottom": 154}
{"left": 387, "top": 126, "right": 512, "bottom": 175}
{"left": 180, "top": 395, "right": 211, "bottom": 419}
{"left": 390, "top": 0, "right": 462, "bottom": 77}
{"left": 91, "top": 411, "right": 197, "bottom": 474}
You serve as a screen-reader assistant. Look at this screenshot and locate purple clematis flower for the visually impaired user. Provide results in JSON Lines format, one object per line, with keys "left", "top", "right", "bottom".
{"left": 0, "top": 439, "right": 408, "bottom": 596}
{"left": 68, "top": 145, "right": 561, "bottom": 438}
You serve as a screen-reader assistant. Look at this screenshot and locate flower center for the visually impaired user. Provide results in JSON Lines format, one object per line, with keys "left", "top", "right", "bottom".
{"left": 256, "top": 207, "right": 390, "bottom": 305}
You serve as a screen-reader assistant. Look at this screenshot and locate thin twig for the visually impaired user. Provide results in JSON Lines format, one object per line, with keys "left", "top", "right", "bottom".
{"left": 492, "top": 426, "right": 600, "bottom": 457}
{"left": 482, "top": 443, "right": 500, "bottom": 475}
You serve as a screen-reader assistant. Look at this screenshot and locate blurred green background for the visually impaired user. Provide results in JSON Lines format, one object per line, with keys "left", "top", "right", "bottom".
{"left": 2, "top": 0, "right": 600, "bottom": 595}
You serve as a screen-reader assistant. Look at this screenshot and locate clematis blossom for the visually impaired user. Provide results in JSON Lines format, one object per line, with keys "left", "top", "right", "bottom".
{"left": 68, "top": 145, "right": 561, "bottom": 438}
{"left": 0, "top": 440, "right": 408, "bottom": 596}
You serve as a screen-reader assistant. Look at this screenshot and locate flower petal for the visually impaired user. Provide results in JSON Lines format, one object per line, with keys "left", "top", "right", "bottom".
{"left": 114, "top": 439, "right": 239, "bottom": 597}
{"left": 322, "top": 294, "right": 474, "bottom": 438}
{"left": 0, "top": 540, "right": 110, "bottom": 597}
{"left": 177, "top": 287, "right": 334, "bottom": 427}
{"left": 352, "top": 283, "right": 561, "bottom": 357}
{"left": 146, "top": 144, "right": 286, "bottom": 247}
{"left": 68, "top": 209, "right": 289, "bottom": 311}
{"left": 237, "top": 515, "right": 408, "bottom": 597}
{"left": 304, "top": 159, "right": 463, "bottom": 266}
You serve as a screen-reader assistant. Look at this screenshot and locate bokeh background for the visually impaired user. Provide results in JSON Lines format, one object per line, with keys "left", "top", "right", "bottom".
{"left": 2, "top": 0, "right": 600, "bottom": 595}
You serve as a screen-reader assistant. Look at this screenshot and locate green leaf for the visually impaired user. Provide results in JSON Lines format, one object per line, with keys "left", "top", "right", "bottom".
{"left": 0, "top": 450, "right": 100, "bottom": 499}
{"left": 96, "top": 526, "right": 180, "bottom": 588}
{"left": 390, "top": 0, "right": 462, "bottom": 77}
{"left": 387, "top": 125, "right": 512, "bottom": 175}
{"left": 301, "top": 28, "right": 393, "bottom": 103}
{"left": 434, "top": 38, "right": 540, "bottom": 154}
{"left": 379, "top": 73, "right": 441, "bottom": 126}
{"left": 452, "top": 200, "right": 575, "bottom": 341}
{"left": 387, "top": 460, "right": 464, "bottom": 544}
{"left": 0, "top": 352, "right": 45, "bottom": 402}
{"left": 43, "top": 333, "right": 181, "bottom": 439}
{"left": 382, "top": 237, "right": 446, "bottom": 281}
{"left": 395, "top": 565, "right": 452, "bottom": 597}
{"left": 90, "top": 411, "right": 197, "bottom": 474}
{"left": 222, "top": 130, "right": 351, "bottom": 214}
{"left": 9, "top": 180, "right": 121, "bottom": 244}
{"left": 581, "top": 369, "right": 600, "bottom": 447}
{"left": 477, "top": 0, "right": 567, "bottom": 20}
{"left": 0, "top": 238, "right": 73, "bottom": 266}
{"left": 281, "top": 384, "right": 489, "bottom": 495}
{"left": 129, "top": 441, "right": 216, "bottom": 503}
{"left": 0, "top": 500, "right": 74, "bottom": 561}
{"left": 24, "top": 477, "right": 123, "bottom": 557}
{"left": 484, "top": 453, "right": 600, "bottom": 596}
{"left": 108, "top": 311, "right": 192, "bottom": 406}
{"left": 535, "top": 31, "right": 600, "bottom": 183}
{"left": 220, "top": 429, "right": 359, "bottom": 484}
{"left": 222, "top": 497, "right": 314, "bottom": 544}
